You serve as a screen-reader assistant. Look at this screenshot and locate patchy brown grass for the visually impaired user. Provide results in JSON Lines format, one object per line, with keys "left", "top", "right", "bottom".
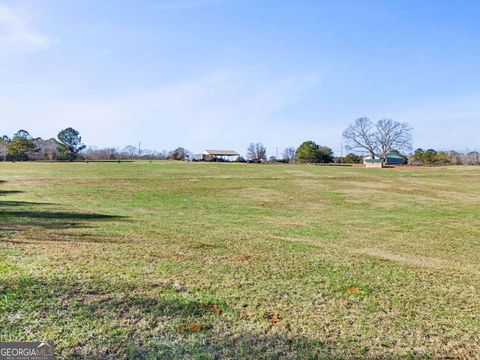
{"left": 353, "top": 247, "right": 445, "bottom": 269}
{"left": 1, "top": 162, "right": 480, "bottom": 358}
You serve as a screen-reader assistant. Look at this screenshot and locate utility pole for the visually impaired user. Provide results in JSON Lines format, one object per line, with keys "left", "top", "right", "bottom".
{"left": 138, "top": 141, "right": 141, "bottom": 157}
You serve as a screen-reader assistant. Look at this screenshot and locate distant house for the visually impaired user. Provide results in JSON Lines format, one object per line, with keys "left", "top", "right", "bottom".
{"left": 202, "top": 150, "right": 240, "bottom": 162}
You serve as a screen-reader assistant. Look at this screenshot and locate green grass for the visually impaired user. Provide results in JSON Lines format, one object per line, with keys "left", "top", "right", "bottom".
{"left": 1, "top": 162, "right": 479, "bottom": 358}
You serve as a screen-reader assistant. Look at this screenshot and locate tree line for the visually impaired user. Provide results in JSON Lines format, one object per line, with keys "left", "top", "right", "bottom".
{"left": 410, "top": 149, "right": 480, "bottom": 165}
{"left": 0, "top": 128, "right": 86, "bottom": 161}
{"left": 0, "top": 128, "right": 190, "bottom": 161}
{"left": 340, "top": 117, "right": 480, "bottom": 165}
{"left": 240, "top": 142, "right": 334, "bottom": 163}
{"left": 1, "top": 120, "right": 479, "bottom": 165}
{"left": 257, "top": 117, "right": 479, "bottom": 166}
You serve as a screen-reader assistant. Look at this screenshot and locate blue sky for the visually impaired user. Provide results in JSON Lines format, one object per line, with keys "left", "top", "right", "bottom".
{"left": 0, "top": 0, "right": 479, "bottom": 155}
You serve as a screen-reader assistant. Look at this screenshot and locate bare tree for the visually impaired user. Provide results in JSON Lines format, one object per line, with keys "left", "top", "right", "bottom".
{"left": 343, "top": 117, "right": 412, "bottom": 159}
{"left": 44, "top": 141, "right": 58, "bottom": 161}
{"left": 375, "top": 119, "right": 412, "bottom": 159}
{"left": 168, "top": 147, "right": 186, "bottom": 161}
{"left": 247, "top": 143, "right": 256, "bottom": 161}
{"left": 122, "top": 145, "right": 138, "bottom": 159}
{"left": 342, "top": 117, "right": 377, "bottom": 158}
{"left": 0, "top": 140, "right": 7, "bottom": 161}
{"left": 446, "top": 151, "right": 462, "bottom": 165}
{"left": 83, "top": 147, "right": 117, "bottom": 160}
{"left": 282, "top": 147, "right": 296, "bottom": 163}
{"left": 247, "top": 143, "right": 267, "bottom": 162}
{"left": 466, "top": 151, "right": 480, "bottom": 165}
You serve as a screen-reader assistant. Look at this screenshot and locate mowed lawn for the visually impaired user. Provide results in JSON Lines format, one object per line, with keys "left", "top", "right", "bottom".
{"left": 0, "top": 162, "right": 479, "bottom": 358}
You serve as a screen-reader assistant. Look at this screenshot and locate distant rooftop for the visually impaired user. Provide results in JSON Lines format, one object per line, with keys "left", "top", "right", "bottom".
{"left": 202, "top": 150, "right": 240, "bottom": 156}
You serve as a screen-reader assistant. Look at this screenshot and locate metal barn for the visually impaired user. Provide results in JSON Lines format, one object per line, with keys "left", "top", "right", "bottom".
{"left": 202, "top": 150, "right": 240, "bottom": 162}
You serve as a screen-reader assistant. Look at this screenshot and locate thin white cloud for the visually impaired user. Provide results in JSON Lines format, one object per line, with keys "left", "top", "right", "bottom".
{"left": 110, "top": 70, "right": 323, "bottom": 152}
{"left": 0, "top": 3, "right": 54, "bottom": 54}
{"left": 0, "top": 69, "right": 323, "bottom": 154}
{"left": 2, "top": 69, "right": 479, "bottom": 154}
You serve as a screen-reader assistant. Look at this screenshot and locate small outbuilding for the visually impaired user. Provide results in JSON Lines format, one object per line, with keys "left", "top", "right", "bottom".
{"left": 364, "top": 158, "right": 384, "bottom": 168}
{"left": 364, "top": 153, "right": 407, "bottom": 167}
{"left": 202, "top": 150, "right": 240, "bottom": 162}
{"left": 385, "top": 154, "right": 407, "bottom": 165}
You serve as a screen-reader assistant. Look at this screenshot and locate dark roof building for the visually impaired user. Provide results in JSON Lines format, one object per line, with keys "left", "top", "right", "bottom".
{"left": 385, "top": 154, "right": 407, "bottom": 165}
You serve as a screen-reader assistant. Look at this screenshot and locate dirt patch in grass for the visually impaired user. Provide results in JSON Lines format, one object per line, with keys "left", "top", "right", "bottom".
{"left": 262, "top": 216, "right": 310, "bottom": 227}
{"left": 284, "top": 169, "right": 314, "bottom": 177}
{"left": 265, "top": 312, "right": 283, "bottom": 325}
{"left": 226, "top": 187, "right": 285, "bottom": 202}
{"left": 354, "top": 247, "right": 445, "bottom": 269}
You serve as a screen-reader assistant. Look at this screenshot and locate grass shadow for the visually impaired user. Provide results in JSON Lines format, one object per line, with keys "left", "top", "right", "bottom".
{"left": 0, "top": 211, "right": 122, "bottom": 221}
{"left": 0, "top": 200, "right": 53, "bottom": 207}
{"left": 0, "top": 190, "right": 23, "bottom": 196}
{"left": 0, "top": 183, "right": 126, "bottom": 242}
{"left": 0, "top": 276, "right": 353, "bottom": 359}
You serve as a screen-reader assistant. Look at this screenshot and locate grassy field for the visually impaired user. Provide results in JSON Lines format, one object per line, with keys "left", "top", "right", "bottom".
{"left": 0, "top": 162, "right": 479, "bottom": 359}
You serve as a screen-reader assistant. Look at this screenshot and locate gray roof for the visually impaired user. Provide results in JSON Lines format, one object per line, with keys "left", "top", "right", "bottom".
{"left": 203, "top": 150, "right": 240, "bottom": 156}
